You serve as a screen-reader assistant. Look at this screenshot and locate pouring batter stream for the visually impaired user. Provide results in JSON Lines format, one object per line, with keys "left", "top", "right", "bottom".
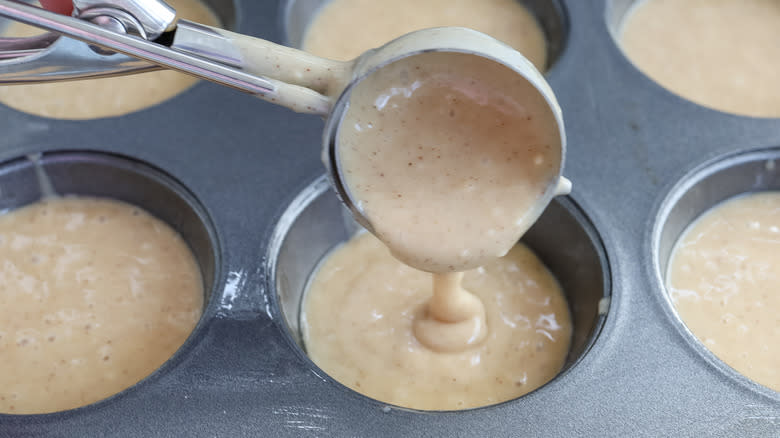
{"left": 335, "top": 51, "right": 564, "bottom": 352}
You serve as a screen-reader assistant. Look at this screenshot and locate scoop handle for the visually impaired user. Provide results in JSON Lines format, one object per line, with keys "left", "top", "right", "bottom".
{"left": 0, "top": 0, "right": 336, "bottom": 114}
{"left": 180, "top": 24, "right": 352, "bottom": 97}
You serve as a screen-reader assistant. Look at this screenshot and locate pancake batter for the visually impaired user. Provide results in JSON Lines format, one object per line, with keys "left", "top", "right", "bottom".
{"left": 667, "top": 192, "right": 780, "bottom": 391}
{"left": 0, "top": 0, "right": 220, "bottom": 119}
{"left": 620, "top": 0, "right": 780, "bottom": 118}
{"left": 301, "top": 0, "right": 548, "bottom": 71}
{"left": 303, "top": 232, "right": 571, "bottom": 410}
{"left": 0, "top": 196, "right": 203, "bottom": 413}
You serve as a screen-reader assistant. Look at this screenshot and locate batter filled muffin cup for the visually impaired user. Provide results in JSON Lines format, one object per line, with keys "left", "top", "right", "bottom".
{"left": 654, "top": 148, "right": 780, "bottom": 395}
{"left": 0, "top": 151, "right": 218, "bottom": 414}
{"left": 611, "top": 0, "right": 780, "bottom": 118}
{"left": 282, "top": 0, "right": 568, "bottom": 72}
{"left": 268, "top": 176, "right": 610, "bottom": 410}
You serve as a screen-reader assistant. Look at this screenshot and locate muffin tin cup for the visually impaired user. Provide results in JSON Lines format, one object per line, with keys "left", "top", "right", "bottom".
{"left": 267, "top": 175, "right": 610, "bottom": 393}
{"left": 652, "top": 148, "right": 780, "bottom": 400}
{"left": 0, "top": 0, "right": 778, "bottom": 436}
{"left": 0, "top": 150, "right": 219, "bottom": 416}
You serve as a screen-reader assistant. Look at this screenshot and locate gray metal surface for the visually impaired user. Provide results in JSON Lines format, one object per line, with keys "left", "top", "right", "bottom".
{"left": 0, "top": 0, "right": 778, "bottom": 436}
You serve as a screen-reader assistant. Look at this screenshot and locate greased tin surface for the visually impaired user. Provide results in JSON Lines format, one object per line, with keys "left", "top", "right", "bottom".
{"left": 0, "top": 1, "right": 778, "bottom": 436}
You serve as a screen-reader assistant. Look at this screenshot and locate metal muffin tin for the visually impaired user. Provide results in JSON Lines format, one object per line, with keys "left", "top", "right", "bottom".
{"left": 0, "top": 0, "right": 778, "bottom": 436}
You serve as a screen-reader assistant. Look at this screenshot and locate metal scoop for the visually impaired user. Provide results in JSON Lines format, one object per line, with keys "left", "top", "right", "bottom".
{"left": 0, "top": 0, "right": 571, "bottom": 234}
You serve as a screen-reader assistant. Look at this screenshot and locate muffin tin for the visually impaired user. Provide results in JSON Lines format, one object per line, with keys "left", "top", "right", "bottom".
{"left": 0, "top": 0, "right": 778, "bottom": 436}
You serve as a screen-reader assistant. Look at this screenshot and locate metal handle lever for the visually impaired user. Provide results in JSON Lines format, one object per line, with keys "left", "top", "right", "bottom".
{"left": 0, "top": 0, "right": 332, "bottom": 113}
{"left": 0, "top": 32, "right": 57, "bottom": 60}
{"left": 0, "top": 0, "right": 173, "bottom": 74}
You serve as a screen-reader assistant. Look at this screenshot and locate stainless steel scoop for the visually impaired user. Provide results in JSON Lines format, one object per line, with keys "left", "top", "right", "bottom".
{"left": 0, "top": 0, "right": 571, "bottom": 234}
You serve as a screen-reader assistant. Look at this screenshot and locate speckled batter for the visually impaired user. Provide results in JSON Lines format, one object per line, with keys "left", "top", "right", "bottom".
{"left": 338, "top": 52, "right": 560, "bottom": 273}
{"left": 302, "top": 232, "right": 571, "bottom": 410}
{"left": 620, "top": 0, "right": 780, "bottom": 117}
{"left": 302, "top": 0, "right": 548, "bottom": 71}
{"left": 0, "top": 197, "right": 203, "bottom": 414}
{"left": 667, "top": 192, "right": 780, "bottom": 391}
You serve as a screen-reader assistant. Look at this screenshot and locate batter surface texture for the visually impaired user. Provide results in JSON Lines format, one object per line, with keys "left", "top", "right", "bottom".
{"left": 0, "top": 197, "right": 203, "bottom": 413}
{"left": 620, "top": 0, "right": 780, "bottom": 118}
{"left": 303, "top": 233, "right": 572, "bottom": 410}
{"left": 302, "top": 0, "right": 548, "bottom": 71}
{"left": 667, "top": 192, "right": 780, "bottom": 391}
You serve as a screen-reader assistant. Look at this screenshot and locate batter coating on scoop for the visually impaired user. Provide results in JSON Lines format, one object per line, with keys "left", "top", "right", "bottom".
{"left": 338, "top": 52, "right": 561, "bottom": 274}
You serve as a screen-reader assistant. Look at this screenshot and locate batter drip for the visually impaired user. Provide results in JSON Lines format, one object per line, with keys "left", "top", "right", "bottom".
{"left": 413, "top": 272, "right": 488, "bottom": 352}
